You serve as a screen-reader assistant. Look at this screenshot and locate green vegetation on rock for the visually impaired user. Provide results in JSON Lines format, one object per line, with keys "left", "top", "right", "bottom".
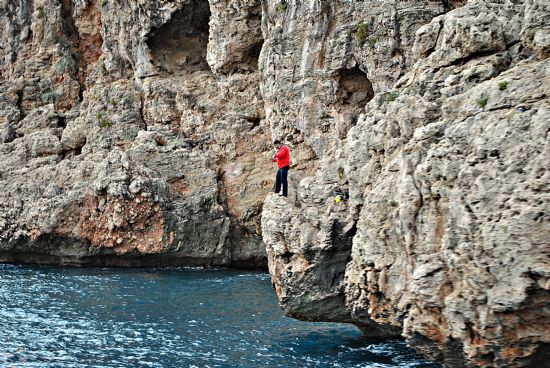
{"left": 476, "top": 95, "right": 489, "bottom": 108}
{"left": 369, "top": 37, "right": 378, "bottom": 49}
{"left": 40, "top": 89, "right": 60, "bottom": 104}
{"left": 355, "top": 22, "right": 368, "bottom": 44}
{"left": 97, "top": 113, "right": 113, "bottom": 128}
{"left": 386, "top": 90, "right": 399, "bottom": 103}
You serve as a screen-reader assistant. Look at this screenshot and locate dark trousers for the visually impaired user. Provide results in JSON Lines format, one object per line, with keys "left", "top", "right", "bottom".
{"left": 274, "top": 166, "right": 289, "bottom": 196}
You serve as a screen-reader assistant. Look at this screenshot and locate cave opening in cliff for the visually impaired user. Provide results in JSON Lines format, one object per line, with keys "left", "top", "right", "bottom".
{"left": 244, "top": 39, "right": 263, "bottom": 72}
{"left": 146, "top": 0, "right": 211, "bottom": 74}
{"left": 336, "top": 66, "right": 374, "bottom": 110}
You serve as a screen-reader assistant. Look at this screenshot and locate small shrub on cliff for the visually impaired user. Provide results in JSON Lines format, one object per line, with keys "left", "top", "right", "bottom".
{"left": 369, "top": 37, "right": 378, "bottom": 49}
{"left": 97, "top": 113, "right": 113, "bottom": 128}
{"left": 40, "top": 89, "right": 60, "bottom": 104}
{"left": 36, "top": 6, "right": 44, "bottom": 18}
{"left": 54, "top": 58, "right": 69, "bottom": 74}
{"left": 355, "top": 22, "right": 368, "bottom": 44}
{"left": 476, "top": 95, "right": 489, "bottom": 108}
{"left": 98, "top": 56, "right": 107, "bottom": 74}
{"left": 386, "top": 90, "right": 399, "bottom": 103}
{"left": 276, "top": 2, "right": 287, "bottom": 12}
{"left": 498, "top": 80, "right": 509, "bottom": 91}
{"left": 122, "top": 95, "right": 134, "bottom": 107}
{"left": 98, "top": 119, "right": 112, "bottom": 128}
{"left": 55, "top": 57, "right": 77, "bottom": 75}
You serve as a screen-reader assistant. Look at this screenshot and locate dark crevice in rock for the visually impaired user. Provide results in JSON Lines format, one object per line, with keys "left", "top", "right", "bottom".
{"left": 233, "top": 39, "right": 264, "bottom": 74}
{"left": 0, "top": 250, "right": 229, "bottom": 268}
{"left": 217, "top": 169, "right": 267, "bottom": 269}
{"left": 16, "top": 90, "right": 25, "bottom": 122}
{"left": 139, "top": 93, "right": 147, "bottom": 128}
{"left": 441, "top": 0, "right": 467, "bottom": 11}
{"left": 57, "top": 115, "right": 66, "bottom": 129}
{"left": 509, "top": 42, "right": 534, "bottom": 64}
{"left": 61, "top": 0, "right": 78, "bottom": 42}
{"left": 335, "top": 66, "right": 374, "bottom": 111}
{"left": 411, "top": 155, "right": 425, "bottom": 238}
{"left": 422, "top": 19, "right": 444, "bottom": 59}
{"left": 248, "top": 40, "right": 263, "bottom": 66}
{"left": 60, "top": 0, "right": 103, "bottom": 86}
{"left": 392, "top": 4, "right": 405, "bottom": 65}
{"left": 246, "top": 116, "right": 262, "bottom": 130}
{"left": 216, "top": 169, "right": 228, "bottom": 209}
{"left": 13, "top": 130, "right": 24, "bottom": 140}
{"left": 61, "top": 138, "right": 86, "bottom": 159}
{"left": 350, "top": 113, "right": 359, "bottom": 127}
{"left": 146, "top": 1, "right": 211, "bottom": 75}
{"left": 521, "top": 343, "right": 550, "bottom": 367}
{"left": 230, "top": 259, "right": 267, "bottom": 270}
{"left": 280, "top": 250, "right": 293, "bottom": 264}
{"left": 446, "top": 49, "right": 502, "bottom": 68}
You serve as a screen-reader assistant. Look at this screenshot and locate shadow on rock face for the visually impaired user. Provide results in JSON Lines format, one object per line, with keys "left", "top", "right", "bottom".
{"left": 262, "top": 192, "right": 402, "bottom": 339}
{"left": 146, "top": 0, "right": 211, "bottom": 75}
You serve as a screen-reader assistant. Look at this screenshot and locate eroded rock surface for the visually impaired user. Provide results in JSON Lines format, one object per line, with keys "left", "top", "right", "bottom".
{"left": 0, "top": 0, "right": 270, "bottom": 267}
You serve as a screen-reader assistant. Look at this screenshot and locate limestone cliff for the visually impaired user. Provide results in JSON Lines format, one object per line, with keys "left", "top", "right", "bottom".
{"left": 261, "top": 0, "right": 550, "bottom": 367}
{"left": 0, "top": 0, "right": 270, "bottom": 266}
{"left": 0, "top": 0, "right": 549, "bottom": 366}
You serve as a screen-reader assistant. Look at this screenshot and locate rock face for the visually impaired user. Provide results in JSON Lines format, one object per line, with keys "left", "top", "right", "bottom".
{"left": 262, "top": 0, "right": 549, "bottom": 367}
{"left": 1, "top": 0, "right": 549, "bottom": 366}
{"left": 0, "top": 0, "right": 270, "bottom": 267}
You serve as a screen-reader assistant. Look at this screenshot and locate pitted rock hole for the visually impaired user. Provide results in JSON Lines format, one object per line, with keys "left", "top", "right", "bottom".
{"left": 244, "top": 39, "right": 263, "bottom": 72}
{"left": 146, "top": 0, "right": 211, "bottom": 74}
{"left": 224, "top": 39, "right": 264, "bottom": 74}
{"left": 336, "top": 66, "right": 374, "bottom": 110}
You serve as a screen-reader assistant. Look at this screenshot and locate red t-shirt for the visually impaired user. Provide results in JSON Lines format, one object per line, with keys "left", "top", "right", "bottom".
{"left": 272, "top": 145, "right": 290, "bottom": 168}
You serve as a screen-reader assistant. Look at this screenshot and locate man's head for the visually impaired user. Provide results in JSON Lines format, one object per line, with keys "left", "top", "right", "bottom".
{"left": 273, "top": 140, "right": 282, "bottom": 149}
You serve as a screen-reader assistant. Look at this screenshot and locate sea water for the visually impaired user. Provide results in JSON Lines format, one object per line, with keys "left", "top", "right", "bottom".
{"left": 0, "top": 264, "right": 439, "bottom": 367}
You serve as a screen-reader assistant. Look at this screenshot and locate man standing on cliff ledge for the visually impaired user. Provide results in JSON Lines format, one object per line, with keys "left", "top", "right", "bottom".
{"left": 272, "top": 140, "right": 290, "bottom": 197}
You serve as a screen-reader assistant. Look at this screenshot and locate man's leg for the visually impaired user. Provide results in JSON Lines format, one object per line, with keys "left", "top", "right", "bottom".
{"left": 274, "top": 169, "right": 282, "bottom": 194}
{"left": 281, "top": 166, "right": 289, "bottom": 197}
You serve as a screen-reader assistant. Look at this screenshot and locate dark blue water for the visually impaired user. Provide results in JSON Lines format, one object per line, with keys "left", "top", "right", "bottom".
{"left": 0, "top": 264, "right": 439, "bottom": 367}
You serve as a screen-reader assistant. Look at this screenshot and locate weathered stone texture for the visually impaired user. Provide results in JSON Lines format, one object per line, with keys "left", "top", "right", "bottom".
{"left": 262, "top": 1, "right": 549, "bottom": 367}
{"left": 259, "top": 0, "right": 446, "bottom": 159}
{"left": 0, "top": 0, "right": 270, "bottom": 267}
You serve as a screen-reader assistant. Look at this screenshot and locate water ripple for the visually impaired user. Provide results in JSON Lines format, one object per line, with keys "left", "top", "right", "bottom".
{"left": 0, "top": 264, "right": 439, "bottom": 367}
